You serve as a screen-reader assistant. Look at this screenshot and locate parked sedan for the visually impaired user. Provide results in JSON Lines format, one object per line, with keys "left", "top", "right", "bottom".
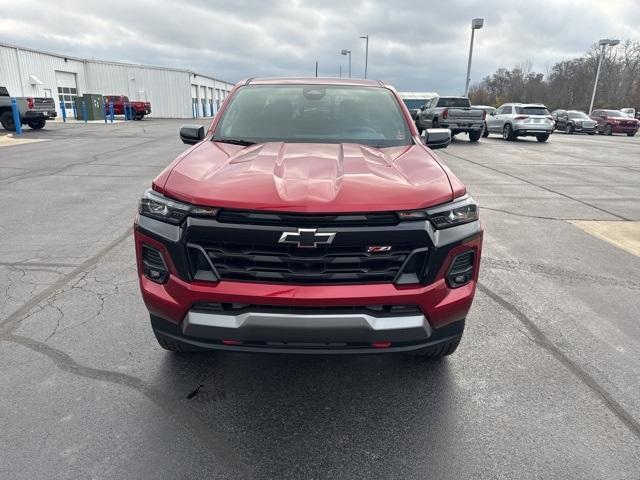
{"left": 555, "top": 110, "right": 597, "bottom": 135}
{"left": 590, "top": 109, "right": 639, "bottom": 136}
{"left": 486, "top": 103, "right": 554, "bottom": 142}
{"left": 472, "top": 105, "right": 496, "bottom": 137}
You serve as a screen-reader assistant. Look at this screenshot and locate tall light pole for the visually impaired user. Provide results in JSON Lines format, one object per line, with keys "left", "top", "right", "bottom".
{"left": 589, "top": 38, "right": 620, "bottom": 113}
{"left": 464, "top": 18, "right": 484, "bottom": 96}
{"left": 360, "top": 35, "right": 369, "bottom": 79}
{"left": 341, "top": 49, "right": 351, "bottom": 78}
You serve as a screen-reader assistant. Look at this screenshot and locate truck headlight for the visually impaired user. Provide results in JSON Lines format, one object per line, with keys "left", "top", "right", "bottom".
{"left": 138, "top": 189, "right": 218, "bottom": 225}
{"left": 398, "top": 196, "right": 479, "bottom": 229}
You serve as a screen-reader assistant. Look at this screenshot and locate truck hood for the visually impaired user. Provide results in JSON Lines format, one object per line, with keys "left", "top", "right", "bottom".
{"left": 160, "top": 141, "right": 454, "bottom": 213}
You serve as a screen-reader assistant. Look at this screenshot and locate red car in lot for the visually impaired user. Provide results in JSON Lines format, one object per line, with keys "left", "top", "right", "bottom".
{"left": 104, "top": 95, "right": 151, "bottom": 120}
{"left": 134, "top": 77, "right": 483, "bottom": 358}
{"left": 590, "top": 109, "right": 639, "bottom": 136}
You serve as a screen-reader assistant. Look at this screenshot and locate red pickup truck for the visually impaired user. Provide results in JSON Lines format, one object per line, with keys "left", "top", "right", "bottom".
{"left": 104, "top": 95, "right": 151, "bottom": 120}
{"left": 135, "top": 77, "right": 483, "bottom": 358}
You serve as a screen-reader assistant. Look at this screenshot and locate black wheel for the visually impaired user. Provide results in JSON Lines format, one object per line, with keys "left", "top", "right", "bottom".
{"left": 153, "top": 329, "right": 202, "bottom": 352}
{"left": 502, "top": 123, "right": 515, "bottom": 141}
{"left": 0, "top": 111, "right": 16, "bottom": 131}
{"left": 536, "top": 134, "right": 550, "bottom": 142}
{"left": 566, "top": 123, "right": 574, "bottom": 134}
{"left": 469, "top": 129, "right": 482, "bottom": 142}
{"left": 627, "top": 131, "right": 636, "bottom": 137}
{"left": 588, "top": 132, "right": 595, "bottom": 135}
{"left": 604, "top": 124, "right": 613, "bottom": 136}
{"left": 482, "top": 122, "right": 489, "bottom": 137}
{"left": 406, "top": 337, "right": 461, "bottom": 358}
{"left": 135, "top": 112, "right": 145, "bottom": 120}
{"left": 27, "top": 118, "right": 46, "bottom": 130}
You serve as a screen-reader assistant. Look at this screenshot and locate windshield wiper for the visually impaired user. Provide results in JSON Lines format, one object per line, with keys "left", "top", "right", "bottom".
{"left": 214, "top": 138, "right": 256, "bottom": 146}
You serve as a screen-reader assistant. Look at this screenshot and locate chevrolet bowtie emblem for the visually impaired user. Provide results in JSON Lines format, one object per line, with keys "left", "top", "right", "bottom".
{"left": 278, "top": 228, "right": 336, "bottom": 248}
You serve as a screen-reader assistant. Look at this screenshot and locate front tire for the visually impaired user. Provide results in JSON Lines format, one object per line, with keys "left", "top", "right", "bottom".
{"left": 27, "top": 118, "right": 46, "bottom": 130}
{"left": 536, "top": 134, "right": 550, "bottom": 142}
{"left": 604, "top": 124, "right": 613, "bottom": 136}
{"left": 566, "top": 123, "right": 574, "bottom": 134}
{"left": 0, "top": 111, "right": 16, "bottom": 131}
{"left": 627, "top": 131, "right": 636, "bottom": 137}
{"left": 502, "top": 123, "right": 515, "bottom": 141}
{"left": 469, "top": 130, "right": 482, "bottom": 142}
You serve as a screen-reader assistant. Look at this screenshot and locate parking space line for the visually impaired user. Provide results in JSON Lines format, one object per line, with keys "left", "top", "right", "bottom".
{"left": 570, "top": 221, "right": 640, "bottom": 257}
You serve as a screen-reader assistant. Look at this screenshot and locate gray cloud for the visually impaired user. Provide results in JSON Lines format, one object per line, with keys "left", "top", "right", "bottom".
{"left": 1, "top": 0, "right": 639, "bottom": 93}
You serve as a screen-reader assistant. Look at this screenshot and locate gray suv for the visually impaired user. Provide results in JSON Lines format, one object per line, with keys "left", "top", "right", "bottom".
{"left": 486, "top": 103, "right": 554, "bottom": 142}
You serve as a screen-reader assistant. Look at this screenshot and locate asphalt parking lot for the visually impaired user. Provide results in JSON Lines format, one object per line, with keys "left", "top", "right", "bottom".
{"left": 1, "top": 121, "right": 639, "bottom": 479}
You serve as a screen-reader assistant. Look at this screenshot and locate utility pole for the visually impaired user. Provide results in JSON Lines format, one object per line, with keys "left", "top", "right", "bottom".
{"left": 341, "top": 50, "right": 351, "bottom": 78}
{"left": 589, "top": 38, "right": 619, "bottom": 113}
{"left": 464, "top": 18, "right": 484, "bottom": 96}
{"left": 360, "top": 35, "right": 369, "bottom": 79}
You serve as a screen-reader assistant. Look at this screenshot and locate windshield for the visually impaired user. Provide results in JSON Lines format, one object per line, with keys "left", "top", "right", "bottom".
{"left": 568, "top": 111, "right": 589, "bottom": 120}
{"left": 214, "top": 85, "right": 411, "bottom": 147}
{"left": 515, "top": 106, "right": 550, "bottom": 115}
{"left": 402, "top": 99, "right": 428, "bottom": 110}
{"left": 437, "top": 98, "right": 470, "bottom": 108}
{"left": 602, "top": 110, "right": 626, "bottom": 117}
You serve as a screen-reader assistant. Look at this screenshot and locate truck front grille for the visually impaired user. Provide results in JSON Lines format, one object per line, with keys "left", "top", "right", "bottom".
{"left": 188, "top": 241, "right": 422, "bottom": 284}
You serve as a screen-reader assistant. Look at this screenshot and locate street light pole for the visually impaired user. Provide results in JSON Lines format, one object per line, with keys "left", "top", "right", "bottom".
{"left": 464, "top": 18, "right": 484, "bottom": 96}
{"left": 341, "top": 49, "right": 351, "bottom": 78}
{"left": 589, "top": 38, "right": 619, "bottom": 113}
{"left": 360, "top": 35, "right": 369, "bottom": 79}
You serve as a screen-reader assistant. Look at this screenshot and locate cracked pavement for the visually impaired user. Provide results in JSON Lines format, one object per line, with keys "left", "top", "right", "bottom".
{"left": 1, "top": 121, "right": 639, "bottom": 479}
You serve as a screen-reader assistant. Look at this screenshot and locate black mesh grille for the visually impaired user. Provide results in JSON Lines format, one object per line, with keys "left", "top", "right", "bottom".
{"left": 450, "top": 251, "right": 474, "bottom": 271}
{"left": 191, "top": 241, "right": 421, "bottom": 284}
{"left": 142, "top": 245, "right": 165, "bottom": 269}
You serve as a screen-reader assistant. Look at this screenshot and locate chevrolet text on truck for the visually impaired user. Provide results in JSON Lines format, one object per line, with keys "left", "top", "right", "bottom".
{"left": 135, "top": 77, "right": 483, "bottom": 357}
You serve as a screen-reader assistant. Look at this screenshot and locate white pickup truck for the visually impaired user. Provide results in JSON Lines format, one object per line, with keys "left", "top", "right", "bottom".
{"left": 0, "top": 86, "right": 57, "bottom": 131}
{"left": 415, "top": 96, "right": 485, "bottom": 142}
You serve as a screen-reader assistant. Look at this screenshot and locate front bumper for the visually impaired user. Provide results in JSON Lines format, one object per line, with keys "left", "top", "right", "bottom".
{"left": 612, "top": 125, "right": 638, "bottom": 134}
{"left": 135, "top": 212, "right": 483, "bottom": 353}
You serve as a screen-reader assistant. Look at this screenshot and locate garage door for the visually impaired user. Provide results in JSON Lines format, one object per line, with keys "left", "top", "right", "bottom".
{"left": 55, "top": 71, "right": 78, "bottom": 117}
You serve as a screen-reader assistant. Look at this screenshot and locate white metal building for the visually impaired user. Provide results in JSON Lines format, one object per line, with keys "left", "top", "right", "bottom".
{"left": 0, "top": 42, "right": 234, "bottom": 119}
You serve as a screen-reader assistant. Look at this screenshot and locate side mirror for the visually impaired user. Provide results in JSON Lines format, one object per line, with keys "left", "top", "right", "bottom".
{"left": 420, "top": 105, "right": 426, "bottom": 111}
{"left": 180, "top": 125, "right": 205, "bottom": 145}
{"left": 422, "top": 128, "right": 451, "bottom": 150}
{"left": 489, "top": 111, "right": 496, "bottom": 116}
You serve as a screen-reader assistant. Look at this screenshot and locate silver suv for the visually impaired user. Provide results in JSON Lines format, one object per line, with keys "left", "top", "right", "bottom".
{"left": 486, "top": 103, "right": 554, "bottom": 142}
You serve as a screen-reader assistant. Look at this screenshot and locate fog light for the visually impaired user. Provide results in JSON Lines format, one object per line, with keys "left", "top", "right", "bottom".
{"left": 446, "top": 251, "right": 474, "bottom": 288}
{"left": 142, "top": 245, "right": 169, "bottom": 284}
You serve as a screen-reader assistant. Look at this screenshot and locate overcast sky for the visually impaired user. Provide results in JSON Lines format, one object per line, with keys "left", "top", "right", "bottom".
{"left": 1, "top": 0, "right": 639, "bottom": 94}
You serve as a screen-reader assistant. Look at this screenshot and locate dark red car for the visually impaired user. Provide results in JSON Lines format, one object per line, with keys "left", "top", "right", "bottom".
{"left": 134, "top": 77, "right": 483, "bottom": 358}
{"left": 104, "top": 95, "right": 151, "bottom": 120}
{"left": 590, "top": 109, "right": 639, "bottom": 136}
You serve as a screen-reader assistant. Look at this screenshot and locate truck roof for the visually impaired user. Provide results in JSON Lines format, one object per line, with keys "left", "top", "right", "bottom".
{"left": 398, "top": 92, "right": 438, "bottom": 99}
{"left": 240, "top": 77, "right": 385, "bottom": 87}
